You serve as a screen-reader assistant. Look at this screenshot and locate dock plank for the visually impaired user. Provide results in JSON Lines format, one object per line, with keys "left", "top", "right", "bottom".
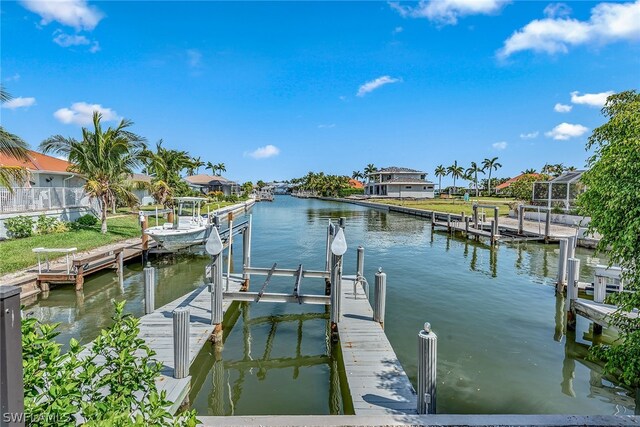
{"left": 339, "top": 277, "right": 417, "bottom": 415}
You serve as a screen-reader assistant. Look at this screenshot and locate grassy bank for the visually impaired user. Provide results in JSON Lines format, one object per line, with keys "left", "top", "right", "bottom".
{"left": 372, "top": 197, "right": 515, "bottom": 216}
{"left": 0, "top": 215, "right": 141, "bottom": 275}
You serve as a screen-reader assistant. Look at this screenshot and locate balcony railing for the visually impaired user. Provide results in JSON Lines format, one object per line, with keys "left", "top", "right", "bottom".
{"left": 0, "top": 187, "right": 101, "bottom": 215}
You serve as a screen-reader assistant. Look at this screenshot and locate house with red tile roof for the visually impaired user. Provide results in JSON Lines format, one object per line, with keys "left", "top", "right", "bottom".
{"left": 0, "top": 150, "right": 85, "bottom": 188}
{"left": 495, "top": 173, "right": 542, "bottom": 194}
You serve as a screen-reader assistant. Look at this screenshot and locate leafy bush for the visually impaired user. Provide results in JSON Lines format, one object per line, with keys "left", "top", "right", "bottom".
{"left": 5, "top": 215, "right": 34, "bottom": 238}
{"left": 76, "top": 214, "right": 98, "bottom": 227}
{"left": 36, "top": 215, "right": 58, "bottom": 234}
{"left": 224, "top": 194, "right": 239, "bottom": 203}
{"left": 338, "top": 188, "right": 364, "bottom": 198}
{"left": 22, "top": 301, "right": 199, "bottom": 426}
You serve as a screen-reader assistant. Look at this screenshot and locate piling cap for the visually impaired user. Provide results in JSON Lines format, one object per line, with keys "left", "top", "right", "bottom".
{"left": 423, "top": 322, "right": 431, "bottom": 333}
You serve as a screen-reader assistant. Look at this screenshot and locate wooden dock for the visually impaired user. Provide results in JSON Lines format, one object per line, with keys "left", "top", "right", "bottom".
{"left": 339, "top": 276, "right": 417, "bottom": 415}
{"left": 571, "top": 299, "right": 639, "bottom": 327}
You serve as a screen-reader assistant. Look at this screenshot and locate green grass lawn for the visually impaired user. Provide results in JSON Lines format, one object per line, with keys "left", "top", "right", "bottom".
{"left": 0, "top": 215, "right": 141, "bottom": 275}
{"left": 373, "top": 197, "right": 515, "bottom": 216}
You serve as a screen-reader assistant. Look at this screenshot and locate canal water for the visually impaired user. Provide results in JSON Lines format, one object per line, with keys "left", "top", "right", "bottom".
{"left": 23, "top": 195, "right": 634, "bottom": 415}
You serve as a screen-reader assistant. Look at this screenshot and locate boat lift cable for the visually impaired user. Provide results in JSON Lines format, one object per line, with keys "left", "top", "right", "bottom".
{"left": 257, "top": 263, "right": 277, "bottom": 302}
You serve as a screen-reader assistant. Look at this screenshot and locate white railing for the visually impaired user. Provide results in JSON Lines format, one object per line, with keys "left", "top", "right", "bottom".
{"left": 0, "top": 187, "right": 100, "bottom": 215}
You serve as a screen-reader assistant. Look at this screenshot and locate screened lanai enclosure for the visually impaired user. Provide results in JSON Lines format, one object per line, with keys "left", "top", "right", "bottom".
{"left": 533, "top": 170, "right": 587, "bottom": 210}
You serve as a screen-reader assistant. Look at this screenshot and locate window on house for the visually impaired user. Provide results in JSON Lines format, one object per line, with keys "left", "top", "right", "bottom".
{"left": 405, "top": 186, "right": 412, "bottom": 189}
{"left": 423, "top": 186, "right": 427, "bottom": 190}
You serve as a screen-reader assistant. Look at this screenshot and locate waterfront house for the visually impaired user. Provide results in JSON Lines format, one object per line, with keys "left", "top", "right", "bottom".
{"left": 495, "top": 173, "right": 542, "bottom": 195}
{"left": 0, "top": 150, "right": 85, "bottom": 188}
{"left": 365, "top": 167, "right": 435, "bottom": 198}
{"left": 185, "top": 174, "right": 240, "bottom": 196}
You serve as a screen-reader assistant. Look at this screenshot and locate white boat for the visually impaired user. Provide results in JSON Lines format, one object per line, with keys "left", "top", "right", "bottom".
{"left": 144, "top": 197, "right": 213, "bottom": 251}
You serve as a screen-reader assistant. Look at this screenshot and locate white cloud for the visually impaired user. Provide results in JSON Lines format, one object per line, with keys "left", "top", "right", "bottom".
{"left": 492, "top": 141, "right": 508, "bottom": 150}
{"left": 554, "top": 103, "right": 572, "bottom": 113}
{"left": 246, "top": 144, "right": 280, "bottom": 159}
{"left": 389, "top": 0, "right": 508, "bottom": 25}
{"left": 543, "top": 3, "right": 572, "bottom": 19}
{"left": 89, "top": 41, "right": 100, "bottom": 53}
{"left": 498, "top": 0, "right": 640, "bottom": 58}
{"left": 187, "top": 49, "right": 202, "bottom": 68}
{"left": 570, "top": 90, "right": 614, "bottom": 107}
{"left": 20, "top": 0, "right": 103, "bottom": 31}
{"left": 357, "top": 75, "right": 401, "bottom": 97}
{"left": 545, "top": 122, "right": 589, "bottom": 140}
{"left": 318, "top": 124, "right": 336, "bottom": 129}
{"left": 4, "top": 73, "right": 20, "bottom": 82}
{"left": 53, "top": 102, "right": 119, "bottom": 126}
{"left": 53, "top": 32, "right": 90, "bottom": 47}
{"left": 520, "top": 131, "right": 539, "bottom": 139}
{"left": 393, "top": 26, "right": 403, "bottom": 34}
{"left": 2, "top": 97, "right": 36, "bottom": 110}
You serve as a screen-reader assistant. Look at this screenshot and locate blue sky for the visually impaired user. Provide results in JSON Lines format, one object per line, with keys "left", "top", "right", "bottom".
{"left": 1, "top": 0, "right": 639, "bottom": 184}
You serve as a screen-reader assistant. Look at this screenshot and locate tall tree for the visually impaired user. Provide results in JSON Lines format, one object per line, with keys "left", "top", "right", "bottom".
{"left": 0, "top": 85, "right": 29, "bottom": 191}
{"left": 352, "top": 170, "right": 364, "bottom": 180}
{"left": 364, "top": 164, "right": 377, "bottom": 181}
{"left": 578, "top": 91, "right": 640, "bottom": 387}
{"left": 465, "top": 162, "right": 485, "bottom": 197}
{"left": 189, "top": 156, "right": 205, "bottom": 175}
{"left": 434, "top": 165, "right": 446, "bottom": 195}
{"left": 446, "top": 161, "right": 464, "bottom": 195}
{"left": 206, "top": 161, "right": 216, "bottom": 176}
{"left": 41, "top": 112, "right": 146, "bottom": 233}
{"left": 214, "top": 162, "right": 226, "bottom": 176}
{"left": 142, "top": 140, "right": 192, "bottom": 186}
{"left": 482, "top": 157, "right": 502, "bottom": 195}
{"left": 521, "top": 168, "right": 537, "bottom": 174}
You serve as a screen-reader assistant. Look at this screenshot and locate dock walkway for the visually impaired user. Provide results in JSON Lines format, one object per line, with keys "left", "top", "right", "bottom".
{"left": 339, "top": 276, "right": 417, "bottom": 415}
{"left": 572, "top": 298, "right": 639, "bottom": 327}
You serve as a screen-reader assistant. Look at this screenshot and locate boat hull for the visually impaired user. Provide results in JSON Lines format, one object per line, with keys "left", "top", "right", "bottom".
{"left": 145, "top": 225, "right": 212, "bottom": 251}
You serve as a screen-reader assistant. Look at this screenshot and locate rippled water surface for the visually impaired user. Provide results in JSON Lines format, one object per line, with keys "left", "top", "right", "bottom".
{"left": 24, "top": 196, "right": 634, "bottom": 415}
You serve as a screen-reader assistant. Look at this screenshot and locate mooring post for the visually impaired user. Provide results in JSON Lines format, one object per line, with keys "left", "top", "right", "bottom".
{"left": 143, "top": 264, "right": 155, "bottom": 315}
{"left": 0, "top": 286, "right": 24, "bottom": 424}
{"left": 242, "top": 214, "right": 252, "bottom": 291}
{"left": 173, "top": 307, "right": 190, "bottom": 379}
{"left": 325, "top": 222, "right": 335, "bottom": 295}
{"left": 140, "top": 211, "right": 149, "bottom": 264}
{"left": 205, "top": 226, "right": 225, "bottom": 342}
{"left": 464, "top": 217, "right": 470, "bottom": 237}
{"left": 461, "top": 211, "right": 465, "bottom": 225}
{"left": 518, "top": 204, "right": 525, "bottom": 235}
{"left": 567, "top": 236, "right": 576, "bottom": 259}
{"left": 417, "top": 322, "right": 437, "bottom": 414}
{"left": 226, "top": 212, "right": 234, "bottom": 291}
{"left": 490, "top": 220, "right": 496, "bottom": 244}
{"left": 373, "top": 268, "right": 386, "bottom": 327}
{"left": 330, "top": 222, "right": 347, "bottom": 339}
{"left": 355, "top": 246, "right": 365, "bottom": 298}
{"left": 431, "top": 211, "right": 436, "bottom": 230}
{"left": 594, "top": 271, "right": 607, "bottom": 304}
{"left": 117, "top": 250, "right": 124, "bottom": 286}
{"left": 473, "top": 203, "right": 478, "bottom": 229}
{"left": 566, "top": 258, "right": 580, "bottom": 331}
{"left": 446, "top": 214, "right": 451, "bottom": 231}
{"left": 494, "top": 207, "right": 499, "bottom": 236}
{"left": 545, "top": 209, "right": 552, "bottom": 242}
{"left": 556, "top": 239, "right": 568, "bottom": 294}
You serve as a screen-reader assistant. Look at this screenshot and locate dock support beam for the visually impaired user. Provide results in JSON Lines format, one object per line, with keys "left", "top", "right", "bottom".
{"left": 417, "top": 322, "right": 437, "bottom": 415}
{"left": 544, "top": 210, "right": 551, "bottom": 242}
{"left": 566, "top": 258, "right": 580, "bottom": 331}
{"left": 518, "top": 204, "right": 524, "bottom": 235}
{"left": 173, "top": 308, "right": 190, "bottom": 379}
{"left": 117, "top": 250, "right": 124, "bottom": 286}
{"left": 144, "top": 265, "right": 155, "bottom": 315}
{"left": 140, "top": 213, "right": 149, "bottom": 265}
{"left": 473, "top": 204, "right": 478, "bottom": 229}
{"left": 373, "top": 268, "right": 386, "bottom": 327}
{"left": 556, "top": 239, "right": 568, "bottom": 294}
{"left": 494, "top": 207, "right": 499, "bottom": 237}
{"left": 0, "top": 286, "right": 24, "bottom": 425}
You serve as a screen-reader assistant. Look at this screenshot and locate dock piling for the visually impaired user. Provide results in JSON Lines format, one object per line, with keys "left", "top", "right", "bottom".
{"left": 117, "top": 250, "right": 124, "bottom": 286}
{"left": 431, "top": 211, "right": 435, "bottom": 230}
{"left": 417, "top": 322, "right": 437, "bottom": 415}
{"left": 140, "top": 212, "right": 149, "bottom": 264}
{"left": 173, "top": 308, "right": 190, "bottom": 379}
{"left": 446, "top": 214, "right": 451, "bottom": 231}
{"left": 0, "top": 286, "right": 24, "bottom": 421}
{"left": 567, "top": 236, "right": 576, "bottom": 259}
{"left": 355, "top": 246, "right": 365, "bottom": 299}
{"left": 594, "top": 272, "right": 607, "bottom": 304}
{"left": 330, "top": 222, "right": 347, "bottom": 337}
{"left": 494, "top": 207, "right": 499, "bottom": 236}
{"left": 211, "top": 255, "right": 223, "bottom": 326}
{"left": 143, "top": 265, "right": 155, "bottom": 315}
{"left": 464, "top": 217, "right": 470, "bottom": 236}
{"left": 226, "top": 213, "right": 234, "bottom": 291}
{"left": 242, "top": 214, "right": 252, "bottom": 291}
{"left": 373, "top": 268, "right": 386, "bottom": 327}
{"left": 473, "top": 203, "right": 478, "bottom": 229}
{"left": 518, "top": 204, "right": 524, "bottom": 235}
{"left": 566, "top": 258, "right": 580, "bottom": 331}
{"left": 556, "top": 239, "right": 568, "bottom": 293}
{"left": 544, "top": 210, "right": 551, "bottom": 242}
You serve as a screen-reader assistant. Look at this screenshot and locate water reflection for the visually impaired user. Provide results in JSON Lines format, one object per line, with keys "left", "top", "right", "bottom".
{"left": 189, "top": 303, "right": 342, "bottom": 416}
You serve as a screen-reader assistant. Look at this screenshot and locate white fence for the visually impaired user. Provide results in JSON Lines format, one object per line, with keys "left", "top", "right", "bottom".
{"left": 0, "top": 187, "right": 101, "bottom": 215}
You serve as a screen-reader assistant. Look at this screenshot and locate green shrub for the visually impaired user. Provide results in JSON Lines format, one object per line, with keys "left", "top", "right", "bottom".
{"left": 338, "top": 187, "right": 365, "bottom": 197}
{"left": 36, "top": 215, "right": 58, "bottom": 234}
{"left": 22, "top": 301, "right": 199, "bottom": 426}
{"left": 76, "top": 214, "right": 98, "bottom": 227}
{"left": 224, "top": 194, "right": 239, "bottom": 203}
{"left": 5, "top": 216, "right": 34, "bottom": 238}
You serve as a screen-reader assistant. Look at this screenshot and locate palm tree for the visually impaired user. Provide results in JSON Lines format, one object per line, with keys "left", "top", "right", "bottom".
{"left": 214, "top": 163, "right": 226, "bottom": 176}
{"left": 41, "top": 112, "right": 146, "bottom": 233}
{"left": 521, "top": 168, "right": 537, "bottom": 174}
{"left": 364, "top": 164, "right": 377, "bottom": 182}
{"left": 482, "top": 157, "right": 502, "bottom": 195}
{"left": 142, "top": 140, "right": 192, "bottom": 185}
{"left": 352, "top": 170, "right": 364, "bottom": 180}
{"left": 446, "top": 161, "right": 464, "bottom": 195}
{"left": 206, "top": 161, "right": 216, "bottom": 176}
{"left": 0, "top": 85, "right": 29, "bottom": 191}
{"left": 434, "top": 165, "right": 446, "bottom": 195}
{"left": 565, "top": 166, "right": 577, "bottom": 172}
{"left": 465, "top": 162, "right": 485, "bottom": 197}
{"left": 190, "top": 156, "right": 205, "bottom": 175}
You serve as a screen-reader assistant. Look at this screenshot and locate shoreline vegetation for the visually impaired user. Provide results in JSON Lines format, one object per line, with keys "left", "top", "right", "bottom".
{"left": 366, "top": 197, "right": 515, "bottom": 216}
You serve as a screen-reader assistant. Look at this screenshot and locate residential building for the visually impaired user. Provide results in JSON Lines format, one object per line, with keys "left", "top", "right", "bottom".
{"left": 184, "top": 174, "right": 240, "bottom": 196}
{"left": 366, "top": 167, "right": 435, "bottom": 198}
{"left": 0, "top": 150, "right": 85, "bottom": 188}
{"left": 495, "top": 173, "right": 542, "bottom": 194}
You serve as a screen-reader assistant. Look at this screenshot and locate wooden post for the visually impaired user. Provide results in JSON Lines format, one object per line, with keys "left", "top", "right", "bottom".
{"left": 0, "top": 286, "right": 24, "bottom": 424}
{"left": 518, "top": 204, "right": 525, "bottom": 235}
{"left": 566, "top": 258, "right": 580, "bottom": 331}
{"left": 490, "top": 220, "right": 495, "bottom": 244}
{"left": 431, "top": 211, "right": 436, "bottom": 230}
{"left": 241, "top": 215, "right": 252, "bottom": 291}
{"left": 141, "top": 213, "right": 149, "bottom": 264}
{"left": 75, "top": 264, "right": 85, "bottom": 291}
{"left": 173, "top": 308, "right": 190, "bottom": 379}
{"left": 494, "top": 207, "right": 499, "bottom": 236}
{"left": 417, "top": 322, "right": 437, "bottom": 415}
{"left": 116, "top": 250, "right": 124, "bottom": 286}
{"left": 461, "top": 211, "right": 465, "bottom": 224}
{"left": 373, "top": 268, "right": 386, "bottom": 327}
{"left": 557, "top": 239, "right": 568, "bottom": 293}
{"left": 167, "top": 209, "right": 175, "bottom": 224}
{"left": 464, "top": 217, "right": 470, "bottom": 237}
{"left": 144, "top": 265, "right": 155, "bottom": 315}
{"left": 473, "top": 204, "right": 478, "bottom": 229}
{"left": 593, "top": 272, "right": 607, "bottom": 304}
{"left": 446, "top": 214, "right": 451, "bottom": 231}
{"left": 226, "top": 212, "right": 233, "bottom": 291}
{"left": 544, "top": 209, "right": 551, "bottom": 242}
